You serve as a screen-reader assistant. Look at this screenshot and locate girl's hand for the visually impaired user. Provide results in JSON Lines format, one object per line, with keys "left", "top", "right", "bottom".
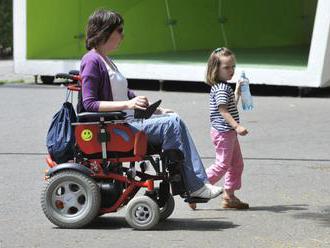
{"left": 235, "top": 125, "right": 248, "bottom": 136}
{"left": 128, "top": 96, "right": 149, "bottom": 110}
{"left": 235, "top": 80, "right": 243, "bottom": 95}
{"left": 155, "top": 107, "right": 175, "bottom": 115}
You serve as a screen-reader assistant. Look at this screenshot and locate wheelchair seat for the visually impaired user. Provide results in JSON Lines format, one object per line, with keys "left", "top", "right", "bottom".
{"left": 77, "top": 111, "right": 126, "bottom": 122}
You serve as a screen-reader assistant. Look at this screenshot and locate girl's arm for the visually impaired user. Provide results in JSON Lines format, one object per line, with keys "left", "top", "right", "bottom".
{"left": 218, "top": 105, "right": 248, "bottom": 136}
{"left": 234, "top": 81, "right": 242, "bottom": 105}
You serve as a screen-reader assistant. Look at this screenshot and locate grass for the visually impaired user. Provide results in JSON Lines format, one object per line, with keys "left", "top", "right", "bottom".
{"left": 0, "top": 79, "right": 25, "bottom": 84}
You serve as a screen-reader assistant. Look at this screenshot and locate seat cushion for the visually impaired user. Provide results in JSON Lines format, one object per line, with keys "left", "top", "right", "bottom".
{"left": 77, "top": 111, "right": 126, "bottom": 122}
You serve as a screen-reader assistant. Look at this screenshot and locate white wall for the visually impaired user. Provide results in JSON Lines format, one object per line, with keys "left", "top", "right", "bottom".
{"left": 14, "top": 0, "right": 330, "bottom": 87}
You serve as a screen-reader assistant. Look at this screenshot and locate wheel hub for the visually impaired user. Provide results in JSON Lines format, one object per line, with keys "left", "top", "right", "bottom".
{"left": 135, "top": 206, "right": 151, "bottom": 222}
{"left": 52, "top": 182, "right": 87, "bottom": 216}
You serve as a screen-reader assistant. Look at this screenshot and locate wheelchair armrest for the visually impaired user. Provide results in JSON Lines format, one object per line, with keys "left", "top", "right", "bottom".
{"left": 77, "top": 111, "right": 126, "bottom": 122}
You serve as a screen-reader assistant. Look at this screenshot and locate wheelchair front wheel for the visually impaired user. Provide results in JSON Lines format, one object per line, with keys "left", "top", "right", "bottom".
{"left": 41, "top": 170, "right": 101, "bottom": 228}
{"left": 159, "top": 194, "right": 175, "bottom": 221}
{"left": 125, "top": 196, "right": 160, "bottom": 230}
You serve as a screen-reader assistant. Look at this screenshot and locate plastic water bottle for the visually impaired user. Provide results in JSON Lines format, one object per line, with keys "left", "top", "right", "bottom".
{"left": 240, "top": 71, "right": 254, "bottom": 111}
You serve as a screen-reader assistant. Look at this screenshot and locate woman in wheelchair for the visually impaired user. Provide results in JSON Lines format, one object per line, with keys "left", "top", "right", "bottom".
{"left": 80, "top": 9, "right": 223, "bottom": 200}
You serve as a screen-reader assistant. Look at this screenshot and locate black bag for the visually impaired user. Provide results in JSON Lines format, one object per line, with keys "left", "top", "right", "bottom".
{"left": 46, "top": 100, "right": 77, "bottom": 164}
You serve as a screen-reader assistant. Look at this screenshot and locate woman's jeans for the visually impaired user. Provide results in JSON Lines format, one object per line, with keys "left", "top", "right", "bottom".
{"left": 128, "top": 114, "right": 207, "bottom": 192}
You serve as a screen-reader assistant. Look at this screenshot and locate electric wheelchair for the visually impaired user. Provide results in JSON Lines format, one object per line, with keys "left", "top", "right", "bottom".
{"left": 41, "top": 71, "right": 208, "bottom": 230}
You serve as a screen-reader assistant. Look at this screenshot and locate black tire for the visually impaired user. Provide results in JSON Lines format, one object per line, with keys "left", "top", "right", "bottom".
{"left": 40, "top": 75, "right": 55, "bottom": 84}
{"left": 159, "top": 194, "right": 175, "bottom": 221}
{"left": 125, "top": 196, "right": 160, "bottom": 230}
{"left": 41, "top": 170, "right": 101, "bottom": 228}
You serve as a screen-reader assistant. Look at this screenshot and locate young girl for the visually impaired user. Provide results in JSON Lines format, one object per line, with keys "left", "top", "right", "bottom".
{"left": 190, "top": 47, "right": 249, "bottom": 209}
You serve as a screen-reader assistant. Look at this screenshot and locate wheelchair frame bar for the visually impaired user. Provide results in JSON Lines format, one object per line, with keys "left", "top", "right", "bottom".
{"left": 72, "top": 120, "right": 127, "bottom": 126}
{"left": 96, "top": 172, "right": 154, "bottom": 214}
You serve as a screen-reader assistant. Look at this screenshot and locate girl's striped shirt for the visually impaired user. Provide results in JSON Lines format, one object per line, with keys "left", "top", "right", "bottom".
{"left": 209, "top": 82, "right": 240, "bottom": 132}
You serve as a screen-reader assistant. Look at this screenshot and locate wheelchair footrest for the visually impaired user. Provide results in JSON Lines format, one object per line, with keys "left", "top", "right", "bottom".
{"left": 184, "top": 197, "right": 209, "bottom": 204}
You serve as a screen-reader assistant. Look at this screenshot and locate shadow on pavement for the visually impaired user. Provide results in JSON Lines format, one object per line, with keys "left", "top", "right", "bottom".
{"left": 154, "top": 218, "right": 239, "bottom": 231}
{"left": 198, "top": 204, "right": 309, "bottom": 213}
{"left": 83, "top": 216, "right": 239, "bottom": 231}
{"left": 248, "top": 204, "right": 309, "bottom": 213}
{"left": 292, "top": 206, "right": 330, "bottom": 227}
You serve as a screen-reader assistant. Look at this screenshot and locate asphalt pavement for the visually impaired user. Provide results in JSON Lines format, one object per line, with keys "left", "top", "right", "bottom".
{"left": 0, "top": 83, "right": 329, "bottom": 248}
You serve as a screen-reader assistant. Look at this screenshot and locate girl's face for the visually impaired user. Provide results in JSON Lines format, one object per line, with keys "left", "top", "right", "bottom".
{"left": 218, "top": 55, "right": 236, "bottom": 81}
{"left": 103, "top": 25, "right": 124, "bottom": 53}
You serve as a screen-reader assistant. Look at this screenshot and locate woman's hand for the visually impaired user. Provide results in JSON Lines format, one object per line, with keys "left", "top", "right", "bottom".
{"left": 128, "top": 96, "right": 149, "bottom": 110}
{"left": 235, "top": 125, "right": 248, "bottom": 136}
{"left": 155, "top": 107, "right": 175, "bottom": 115}
{"left": 155, "top": 107, "right": 174, "bottom": 115}
{"left": 161, "top": 108, "right": 174, "bottom": 114}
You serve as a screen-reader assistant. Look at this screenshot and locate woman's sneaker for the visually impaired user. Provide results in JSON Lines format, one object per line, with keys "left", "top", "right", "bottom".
{"left": 205, "top": 184, "right": 223, "bottom": 195}
{"left": 190, "top": 184, "right": 223, "bottom": 199}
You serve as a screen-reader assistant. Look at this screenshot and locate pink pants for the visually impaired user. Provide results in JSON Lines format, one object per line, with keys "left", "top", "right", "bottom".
{"left": 206, "top": 128, "right": 244, "bottom": 191}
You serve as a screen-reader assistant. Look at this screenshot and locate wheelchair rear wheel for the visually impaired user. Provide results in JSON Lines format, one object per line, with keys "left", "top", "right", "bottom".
{"left": 41, "top": 170, "right": 101, "bottom": 228}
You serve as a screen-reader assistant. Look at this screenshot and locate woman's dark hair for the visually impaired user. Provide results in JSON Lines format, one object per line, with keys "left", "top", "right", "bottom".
{"left": 85, "top": 9, "right": 124, "bottom": 50}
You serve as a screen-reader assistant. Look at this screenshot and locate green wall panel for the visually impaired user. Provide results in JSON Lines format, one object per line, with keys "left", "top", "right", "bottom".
{"left": 26, "top": 0, "right": 318, "bottom": 63}
{"left": 27, "top": 0, "right": 81, "bottom": 58}
{"left": 218, "top": 0, "right": 316, "bottom": 48}
{"left": 80, "top": 0, "right": 173, "bottom": 55}
{"left": 168, "top": 0, "right": 223, "bottom": 51}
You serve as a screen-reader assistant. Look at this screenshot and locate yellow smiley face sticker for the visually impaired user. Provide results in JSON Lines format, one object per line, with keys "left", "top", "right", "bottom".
{"left": 81, "top": 129, "right": 93, "bottom": 141}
